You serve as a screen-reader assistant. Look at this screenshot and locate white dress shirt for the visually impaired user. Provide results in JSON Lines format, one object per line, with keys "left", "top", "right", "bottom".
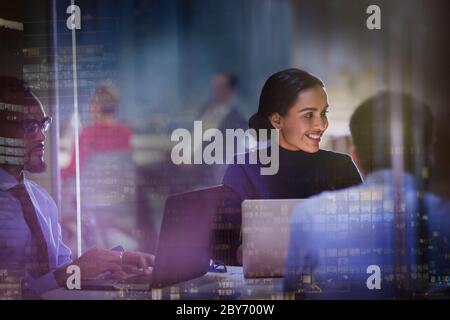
{"left": 0, "top": 168, "right": 72, "bottom": 296}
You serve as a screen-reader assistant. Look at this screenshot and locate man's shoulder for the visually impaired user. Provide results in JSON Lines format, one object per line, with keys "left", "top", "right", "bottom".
{"left": 424, "top": 193, "right": 450, "bottom": 229}
{"left": 25, "top": 179, "right": 57, "bottom": 207}
{"left": 223, "top": 106, "right": 246, "bottom": 124}
{"left": 292, "top": 183, "right": 365, "bottom": 223}
{"left": 26, "top": 179, "right": 46, "bottom": 192}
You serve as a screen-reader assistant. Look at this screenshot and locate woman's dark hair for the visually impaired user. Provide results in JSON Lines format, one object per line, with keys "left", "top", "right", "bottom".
{"left": 248, "top": 68, "right": 324, "bottom": 131}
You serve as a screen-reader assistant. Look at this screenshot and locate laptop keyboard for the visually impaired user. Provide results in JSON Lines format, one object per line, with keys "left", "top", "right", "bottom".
{"left": 118, "top": 273, "right": 153, "bottom": 284}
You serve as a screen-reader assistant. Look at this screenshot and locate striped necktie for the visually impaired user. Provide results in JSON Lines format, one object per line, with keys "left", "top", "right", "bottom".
{"left": 9, "top": 183, "right": 51, "bottom": 276}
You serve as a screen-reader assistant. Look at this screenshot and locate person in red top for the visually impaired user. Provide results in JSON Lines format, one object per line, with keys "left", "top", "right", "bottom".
{"left": 62, "top": 84, "right": 132, "bottom": 179}
{"left": 61, "top": 84, "right": 139, "bottom": 251}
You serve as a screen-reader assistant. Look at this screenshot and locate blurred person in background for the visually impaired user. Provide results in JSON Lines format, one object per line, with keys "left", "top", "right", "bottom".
{"left": 62, "top": 84, "right": 132, "bottom": 179}
{"left": 193, "top": 72, "right": 248, "bottom": 187}
{"left": 61, "top": 84, "right": 140, "bottom": 252}
{"left": 197, "top": 72, "right": 247, "bottom": 133}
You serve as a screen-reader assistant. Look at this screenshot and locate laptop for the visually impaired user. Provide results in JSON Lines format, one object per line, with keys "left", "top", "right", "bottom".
{"left": 242, "top": 199, "right": 304, "bottom": 278}
{"left": 80, "top": 185, "right": 224, "bottom": 291}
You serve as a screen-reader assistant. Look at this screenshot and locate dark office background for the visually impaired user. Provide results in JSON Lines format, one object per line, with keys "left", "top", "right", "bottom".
{"left": 2, "top": 0, "right": 449, "bottom": 253}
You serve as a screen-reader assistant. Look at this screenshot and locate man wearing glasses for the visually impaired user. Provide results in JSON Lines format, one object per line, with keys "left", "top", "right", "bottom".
{"left": 0, "top": 77, "right": 154, "bottom": 299}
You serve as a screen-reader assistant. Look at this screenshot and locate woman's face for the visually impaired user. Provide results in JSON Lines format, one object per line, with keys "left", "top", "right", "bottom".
{"left": 270, "top": 86, "right": 329, "bottom": 153}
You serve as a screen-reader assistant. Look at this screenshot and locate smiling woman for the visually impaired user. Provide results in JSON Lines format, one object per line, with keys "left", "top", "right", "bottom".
{"left": 218, "top": 68, "right": 363, "bottom": 265}
{"left": 270, "top": 85, "right": 329, "bottom": 153}
{"left": 248, "top": 69, "right": 329, "bottom": 152}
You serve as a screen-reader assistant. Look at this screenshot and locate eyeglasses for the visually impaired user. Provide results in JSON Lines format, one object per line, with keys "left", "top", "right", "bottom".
{"left": 23, "top": 117, "right": 52, "bottom": 135}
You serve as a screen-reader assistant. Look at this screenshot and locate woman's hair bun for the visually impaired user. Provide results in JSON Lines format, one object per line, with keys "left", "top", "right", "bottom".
{"left": 248, "top": 112, "right": 273, "bottom": 131}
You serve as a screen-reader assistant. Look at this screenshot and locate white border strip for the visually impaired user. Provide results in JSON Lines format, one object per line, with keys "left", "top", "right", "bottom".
{"left": 69, "top": 0, "right": 82, "bottom": 258}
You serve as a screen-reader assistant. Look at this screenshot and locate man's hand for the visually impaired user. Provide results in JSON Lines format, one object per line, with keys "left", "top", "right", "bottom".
{"left": 121, "top": 251, "right": 155, "bottom": 275}
{"left": 54, "top": 247, "right": 155, "bottom": 287}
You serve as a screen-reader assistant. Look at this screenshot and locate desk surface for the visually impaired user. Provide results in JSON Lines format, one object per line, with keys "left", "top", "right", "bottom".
{"left": 42, "top": 267, "right": 292, "bottom": 300}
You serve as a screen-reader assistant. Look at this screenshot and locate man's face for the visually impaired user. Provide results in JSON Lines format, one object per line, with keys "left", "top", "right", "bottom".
{"left": 23, "top": 96, "right": 48, "bottom": 173}
{"left": 1, "top": 79, "right": 48, "bottom": 174}
{"left": 211, "top": 74, "right": 233, "bottom": 104}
